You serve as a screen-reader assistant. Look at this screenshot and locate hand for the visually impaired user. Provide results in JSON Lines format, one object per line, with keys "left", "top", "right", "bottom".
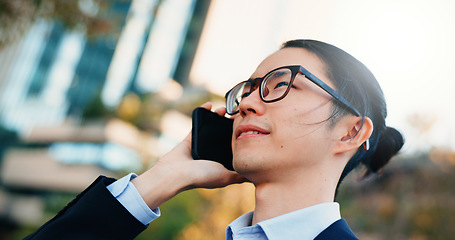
{"left": 132, "top": 103, "right": 247, "bottom": 209}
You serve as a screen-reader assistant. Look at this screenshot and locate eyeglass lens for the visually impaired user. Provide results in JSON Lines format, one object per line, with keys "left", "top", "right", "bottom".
{"left": 227, "top": 68, "right": 294, "bottom": 114}
{"left": 261, "top": 68, "right": 292, "bottom": 101}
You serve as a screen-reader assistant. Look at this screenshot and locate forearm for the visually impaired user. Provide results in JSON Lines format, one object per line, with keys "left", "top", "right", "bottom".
{"left": 131, "top": 161, "right": 190, "bottom": 210}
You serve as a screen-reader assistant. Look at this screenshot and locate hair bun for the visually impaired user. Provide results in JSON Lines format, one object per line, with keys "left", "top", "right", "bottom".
{"left": 368, "top": 127, "right": 404, "bottom": 173}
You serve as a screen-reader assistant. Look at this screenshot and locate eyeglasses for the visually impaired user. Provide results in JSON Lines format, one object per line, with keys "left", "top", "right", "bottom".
{"left": 224, "top": 65, "right": 361, "bottom": 116}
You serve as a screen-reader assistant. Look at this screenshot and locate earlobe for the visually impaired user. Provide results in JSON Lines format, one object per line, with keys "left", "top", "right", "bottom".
{"left": 336, "top": 116, "right": 373, "bottom": 154}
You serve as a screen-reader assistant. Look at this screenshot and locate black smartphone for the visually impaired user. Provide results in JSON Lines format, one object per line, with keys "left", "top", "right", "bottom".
{"left": 191, "top": 107, "right": 234, "bottom": 170}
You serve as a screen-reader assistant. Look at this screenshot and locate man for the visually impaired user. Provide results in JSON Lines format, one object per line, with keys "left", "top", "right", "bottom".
{"left": 26, "top": 40, "right": 403, "bottom": 239}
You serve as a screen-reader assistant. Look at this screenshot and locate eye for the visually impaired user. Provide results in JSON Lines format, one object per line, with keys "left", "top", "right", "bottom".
{"left": 266, "top": 70, "right": 295, "bottom": 90}
{"left": 241, "top": 92, "right": 251, "bottom": 99}
{"left": 272, "top": 80, "right": 297, "bottom": 90}
{"left": 274, "top": 81, "right": 289, "bottom": 89}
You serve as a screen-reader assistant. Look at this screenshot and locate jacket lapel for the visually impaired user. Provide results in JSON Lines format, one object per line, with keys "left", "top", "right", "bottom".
{"left": 314, "top": 219, "right": 358, "bottom": 240}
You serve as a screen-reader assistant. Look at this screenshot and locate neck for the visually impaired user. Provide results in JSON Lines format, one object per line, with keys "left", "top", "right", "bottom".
{"left": 250, "top": 166, "right": 339, "bottom": 225}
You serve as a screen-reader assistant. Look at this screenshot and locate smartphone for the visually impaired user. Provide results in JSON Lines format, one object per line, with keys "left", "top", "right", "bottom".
{"left": 191, "top": 107, "right": 234, "bottom": 170}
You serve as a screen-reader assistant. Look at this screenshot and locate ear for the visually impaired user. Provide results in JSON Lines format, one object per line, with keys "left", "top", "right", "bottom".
{"left": 334, "top": 116, "right": 373, "bottom": 154}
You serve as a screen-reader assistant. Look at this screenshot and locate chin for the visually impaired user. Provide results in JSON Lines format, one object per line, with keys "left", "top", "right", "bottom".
{"left": 232, "top": 153, "right": 268, "bottom": 175}
{"left": 232, "top": 153, "right": 251, "bottom": 172}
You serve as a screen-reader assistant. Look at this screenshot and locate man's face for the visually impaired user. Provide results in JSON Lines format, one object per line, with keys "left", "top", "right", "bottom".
{"left": 231, "top": 47, "right": 340, "bottom": 181}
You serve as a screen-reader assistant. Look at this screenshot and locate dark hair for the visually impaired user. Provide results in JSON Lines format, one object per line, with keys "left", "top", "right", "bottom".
{"left": 281, "top": 39, "right": 404, "bottom": 183}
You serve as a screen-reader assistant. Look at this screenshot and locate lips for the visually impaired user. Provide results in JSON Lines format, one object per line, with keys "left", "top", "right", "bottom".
{"left": 235, "top": 124, "right": 270, "bottom": 139}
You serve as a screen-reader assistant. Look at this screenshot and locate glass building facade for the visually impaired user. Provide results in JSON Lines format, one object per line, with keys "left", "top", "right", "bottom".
{"left": 0, "top": 0, "right": 210, "bottom": 135}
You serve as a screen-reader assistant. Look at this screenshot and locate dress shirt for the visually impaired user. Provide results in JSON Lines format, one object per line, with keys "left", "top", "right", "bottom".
{"left": 226, "top": 203, "right": 341, "bottom": 240}
{"left": 106, "top": 173, "right": 160, "bottom": 225}
{"left": 107, "top": 174, "right": 341, "bottom": 239}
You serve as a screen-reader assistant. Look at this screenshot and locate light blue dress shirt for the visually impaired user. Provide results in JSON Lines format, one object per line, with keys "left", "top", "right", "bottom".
{"left": 107, "top": 173, "right": 160, "bottom": 225}
{"left": 225, "top": 203, "right": 341, "bottom": 240}
{"left": 107, "top": 174, "right": 341, "bottom": 239}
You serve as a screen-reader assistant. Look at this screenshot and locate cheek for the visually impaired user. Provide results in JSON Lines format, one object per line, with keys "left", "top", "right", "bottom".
{"left": 272, "top": 105, "right": 333, "bottom": 148}
{"left": 289, "top": 97, "right": 333, "bottom": 124}
{"left": 272, "top": 120, "right": 332, "bottom": 163}
{"left": 281, "top": 106, "right": 327, "bottom": 131}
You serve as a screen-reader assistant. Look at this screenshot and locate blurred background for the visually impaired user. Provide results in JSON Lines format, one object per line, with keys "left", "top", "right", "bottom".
{"left": 0, "top": 0, "right": 454, "bottom": 239}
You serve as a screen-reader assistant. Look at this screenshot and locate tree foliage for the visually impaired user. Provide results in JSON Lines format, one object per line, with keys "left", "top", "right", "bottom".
{"left": 0, "top": 0, "right": 121, "bottom": 49}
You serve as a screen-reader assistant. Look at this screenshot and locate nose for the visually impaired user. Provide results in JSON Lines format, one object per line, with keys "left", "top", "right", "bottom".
{"left": 238, "top": 88, "right": 266, "bottom": 117}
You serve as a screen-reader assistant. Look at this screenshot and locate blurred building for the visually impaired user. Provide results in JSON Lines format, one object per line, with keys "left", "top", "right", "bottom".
{"left": 0, "top": 0, "right": 211, "bottom": 189}
{"left": 0, "top": 0, "right": 211, "bottom": 232}
{"left": 0, "top": 0, "right": 210, "bottom": 134}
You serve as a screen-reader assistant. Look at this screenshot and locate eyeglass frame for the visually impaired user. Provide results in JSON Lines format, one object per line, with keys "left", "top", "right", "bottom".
{"left": 224, "top": 65, "right": 362, "bottom": 117}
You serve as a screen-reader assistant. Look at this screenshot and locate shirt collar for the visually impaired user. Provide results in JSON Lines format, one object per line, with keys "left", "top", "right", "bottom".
{"left": 226, "top": 211, "right": 254, "bottom": 239}
{"left": 227, "top": 202, "right": 341, "bottom": 240}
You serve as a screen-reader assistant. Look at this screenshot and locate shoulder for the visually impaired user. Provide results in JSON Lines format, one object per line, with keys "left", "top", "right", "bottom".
{"left": 314, "top": 218, "right": 359, "bottom": 240}
{"left": 25, "top": 176, "right": 146, "bottom": 240}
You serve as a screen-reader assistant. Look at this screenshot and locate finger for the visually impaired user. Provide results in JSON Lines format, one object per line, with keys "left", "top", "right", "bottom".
{"left": 200, "top": 102, "right": 212, "bottom": 110}
{"left": 182, "top": 131, "right": 192, "bottom": 144}
{"left": 214, "top": 107, "right": 226, "bottom": 116}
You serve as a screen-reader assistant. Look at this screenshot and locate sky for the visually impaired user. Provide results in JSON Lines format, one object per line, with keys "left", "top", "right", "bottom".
{"left": 189, "top": 0, "right": 455, "bottom": 153}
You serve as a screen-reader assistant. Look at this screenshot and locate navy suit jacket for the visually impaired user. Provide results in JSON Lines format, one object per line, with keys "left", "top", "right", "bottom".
{"left": 315, "top": 219, "right": 359, "bottom": 240}
{"left": 25, "top": 176, "right": 146, "bottom": 240}
{"left": 25, "top": 176, "right": 358, "bottom": 240}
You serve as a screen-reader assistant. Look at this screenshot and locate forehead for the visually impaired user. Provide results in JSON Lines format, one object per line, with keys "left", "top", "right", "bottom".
{"left": 252, "top": 47, "right": 329, "bottom": 82}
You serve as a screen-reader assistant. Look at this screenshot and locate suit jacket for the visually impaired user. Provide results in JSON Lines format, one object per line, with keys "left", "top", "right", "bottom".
{"left": 25, "top": 176, "right": 359, "bottom": 240}
{"left": 314, "top": 219, "right": 359, "bottom": 240}
{"left": 25, "top": 176, "right": 146, "bottom": 240}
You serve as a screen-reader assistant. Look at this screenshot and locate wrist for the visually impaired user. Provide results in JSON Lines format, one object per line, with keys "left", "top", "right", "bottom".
{"left": 132, "top": 162, "right": 190, "bottom": 209}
